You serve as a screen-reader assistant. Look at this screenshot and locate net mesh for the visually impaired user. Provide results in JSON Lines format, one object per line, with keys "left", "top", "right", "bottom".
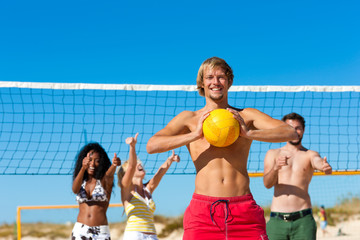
{"left": 0, "top": 82, "right": 359, "bottom": 175}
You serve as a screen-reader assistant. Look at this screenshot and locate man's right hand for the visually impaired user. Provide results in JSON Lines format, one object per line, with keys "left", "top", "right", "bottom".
{"left": 274, "top": 154, "right": 289, "bottom": 171}
{"left": 194, "top": 110, "right": 211, "bottom": 140}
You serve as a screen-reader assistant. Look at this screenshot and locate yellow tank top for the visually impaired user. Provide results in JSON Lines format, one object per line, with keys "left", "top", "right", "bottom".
{"left": 124, "top": 186, "right": 156, "bottom": 233}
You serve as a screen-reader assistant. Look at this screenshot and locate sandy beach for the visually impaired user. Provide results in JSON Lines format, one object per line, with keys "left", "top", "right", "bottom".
{"left": 316, "top": 215, "right": 360, "bottom": 240}
{"left": 109, "top": 215, "right": 360, "bottom": 240}
{"left": 2, "top": 214, "right": 359, "bottom": 240}
{"left": 108, "top": 215, "right": 360, "bottom": 240}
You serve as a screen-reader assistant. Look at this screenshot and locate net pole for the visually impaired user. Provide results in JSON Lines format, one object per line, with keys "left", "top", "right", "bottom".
{"left": 16, "top": 206, "right": 21, "bottom": 240}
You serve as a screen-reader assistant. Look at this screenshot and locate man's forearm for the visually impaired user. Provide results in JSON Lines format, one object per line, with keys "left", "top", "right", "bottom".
{"left": 248, "top": 125, "right": 298, "bottom": 143}
{"left": 147, "top": 132, "right": 199, "bottom": 154}
{"left": 263, "top": 167, "right": 279, "bottom": 189}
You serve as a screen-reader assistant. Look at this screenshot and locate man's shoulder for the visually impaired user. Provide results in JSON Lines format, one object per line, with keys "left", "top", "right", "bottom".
{"left": 172, "top": 110, "right": 198, "bottom": 122}
{"left": 229, "top": 106, "right": 255, "bottom": 112}
{"left": 228, "top": 106, "right": 244, "bottom": 112}
{"left": 303, "top": 148, "right": 320, "bottom": 157}
{"left": 266, "top": 147, "right": 282, "bottom": 155}
{"left": 177, "top": 110, "right": 197, "bottom": 117}
{"left": 238, "top": 107, "right": 266, "bottom": 116}
{"left": 177, "top": 110, "right": 193, "bottom": 114}
{"left": 299, "top": 146, "right": 315, "bottom": 154}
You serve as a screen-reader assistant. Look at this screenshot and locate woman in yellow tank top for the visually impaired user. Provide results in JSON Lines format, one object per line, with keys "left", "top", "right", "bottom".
{"left": 117, "top": 133, "right": 180, "bottom": 240}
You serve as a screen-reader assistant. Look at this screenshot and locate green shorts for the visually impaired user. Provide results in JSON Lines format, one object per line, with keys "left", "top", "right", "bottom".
{"left": 266, "top": 209, "right": 317, "bottom": 240}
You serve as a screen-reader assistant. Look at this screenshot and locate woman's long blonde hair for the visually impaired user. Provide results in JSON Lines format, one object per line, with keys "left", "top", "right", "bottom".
{"left": 117, "top": 159, "right": 143, "bottom": 187}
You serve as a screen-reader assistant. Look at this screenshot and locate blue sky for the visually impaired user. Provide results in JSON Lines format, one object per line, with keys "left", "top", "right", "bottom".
{"left": 1, "top": 0, "right": 360, "bottom": 224}
{"left": 1, "top": 1, "right": 360, "bottom": 86}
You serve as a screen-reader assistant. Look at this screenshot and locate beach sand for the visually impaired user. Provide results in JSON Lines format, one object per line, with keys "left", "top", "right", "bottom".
{"left": 317, "top": 215, "right": 360, "bottom": 240}
{"left": 115, "top": 215, "right": 360, "bottom": 240}
{"left": 3, "top": 214, "right": 359, "bottom": 240}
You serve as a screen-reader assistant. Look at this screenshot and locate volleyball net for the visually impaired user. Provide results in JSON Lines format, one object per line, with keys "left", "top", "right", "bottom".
{"left": 0, "top": 81, "right": 359, "bottom": 175}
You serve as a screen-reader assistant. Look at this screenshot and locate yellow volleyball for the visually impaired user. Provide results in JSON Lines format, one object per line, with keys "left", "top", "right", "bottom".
{"left": 203, "top": 109, "right": 240, "bottom": 147}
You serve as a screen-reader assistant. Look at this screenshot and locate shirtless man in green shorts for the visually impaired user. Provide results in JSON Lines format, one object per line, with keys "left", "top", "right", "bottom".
{"left": 263, "top": 112, "right": 332, "bottom": 240}
{"left": 147, "top": 57, "right": 299, "bottom": 240}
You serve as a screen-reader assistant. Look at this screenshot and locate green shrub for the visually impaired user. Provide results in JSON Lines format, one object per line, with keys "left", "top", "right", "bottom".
{"left": 157, "top": 215, "right": 183, "bottom": 238}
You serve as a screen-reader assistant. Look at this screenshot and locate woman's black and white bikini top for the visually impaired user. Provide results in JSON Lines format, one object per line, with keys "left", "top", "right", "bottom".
{"left": 76, "top": 179, "right": 108, "bottom": 203}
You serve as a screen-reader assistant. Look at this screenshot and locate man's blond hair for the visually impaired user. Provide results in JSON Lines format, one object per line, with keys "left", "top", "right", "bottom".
{"left": 196, "top": 57, "right": 234, "bottom": 96}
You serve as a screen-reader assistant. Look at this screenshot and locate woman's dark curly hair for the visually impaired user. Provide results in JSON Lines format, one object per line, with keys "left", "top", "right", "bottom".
{"left": 72, "top": 142, "right": 111, "bottom": 182}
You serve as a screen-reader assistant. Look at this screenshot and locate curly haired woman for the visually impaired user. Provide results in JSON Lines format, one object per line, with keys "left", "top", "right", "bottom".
{"left": 71, "top": 142, "right": 121, "bottom": 240}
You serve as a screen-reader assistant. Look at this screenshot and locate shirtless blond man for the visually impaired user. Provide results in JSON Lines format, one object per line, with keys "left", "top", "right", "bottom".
{"left": 263, "top": 112, "right": 332, "bottom": 240}
{"left": 146, "top": 57, "right": 299, "bottom": 240}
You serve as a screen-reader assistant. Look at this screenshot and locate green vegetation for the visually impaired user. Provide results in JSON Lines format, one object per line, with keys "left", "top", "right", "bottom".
{"left": 156, "top": 215, "right": 183, "bottom": 238}
{"left": 314, "top": 196, "right": 360, "bottom": 225}
{"left": 262, "top": 206, "right": 271, "bottom": 217}
{"left": 21, "top": 222, "right": 73, "bottom": 239}
{"left": 0, "top": 222, "right": 73, "bottom": 239}
{"left": 0, "top": 223, "right": 14, "bottom": 238}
